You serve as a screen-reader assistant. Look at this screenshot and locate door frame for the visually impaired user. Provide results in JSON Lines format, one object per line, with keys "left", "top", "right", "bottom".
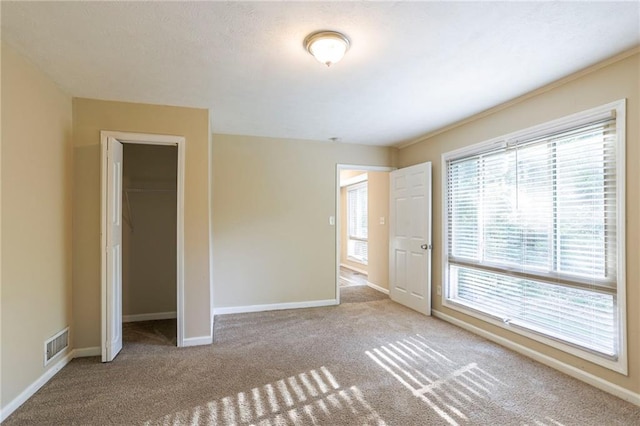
{"left": 335, "top": 164, "right": 395, "bottom": 304}
{"left": 100, "top": 131, "right": 186, "bottom": 359}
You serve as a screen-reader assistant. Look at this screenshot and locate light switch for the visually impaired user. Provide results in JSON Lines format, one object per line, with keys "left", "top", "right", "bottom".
{"left": 329, "top": 216, "right": 335, "bottom": 225}
{"left": 379, "top": 216, "right": 386, "bottom": 225}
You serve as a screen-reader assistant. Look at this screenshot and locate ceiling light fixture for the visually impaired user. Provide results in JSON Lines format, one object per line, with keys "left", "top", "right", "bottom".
{"left": 304, "top": 30, "right": 350, "bottom": 67}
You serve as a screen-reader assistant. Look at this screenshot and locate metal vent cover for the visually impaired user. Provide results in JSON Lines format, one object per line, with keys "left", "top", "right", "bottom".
{"left": 44, "top": 327, "right": 69, "bottom": 366}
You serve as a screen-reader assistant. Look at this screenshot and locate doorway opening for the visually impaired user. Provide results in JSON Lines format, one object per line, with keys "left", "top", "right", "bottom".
{"left": 335, "top": 165, "right": 394, "bottom": 304}
{"left": 121, "top": 143, "right": 178, "bottom": 349}
{"left": 101, "top": 131, "right": 185, "bottom": 362}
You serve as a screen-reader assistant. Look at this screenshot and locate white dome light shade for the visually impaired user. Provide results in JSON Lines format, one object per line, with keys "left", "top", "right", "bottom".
{"left": 304, "top": 31, "right": 350, "bottom": 67}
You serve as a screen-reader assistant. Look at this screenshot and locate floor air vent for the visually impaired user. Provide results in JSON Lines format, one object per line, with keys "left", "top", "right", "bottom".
{"left": 44, "top": 327, "right": 69, "bottom": 366}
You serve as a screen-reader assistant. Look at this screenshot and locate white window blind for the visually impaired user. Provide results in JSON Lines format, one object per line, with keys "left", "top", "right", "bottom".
{"left": 444, "top": 103, "right": 624, "bottom": 365}
{"left": 347, "top": 182, "right": 368, "bottom": 264}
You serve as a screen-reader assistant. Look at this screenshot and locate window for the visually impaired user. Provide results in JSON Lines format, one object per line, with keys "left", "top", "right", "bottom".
{"left": 347, "top": 181, "right": 368, "bottom": 264}
{"left": 443, "top": 100, "right": 626, "bottom": 373}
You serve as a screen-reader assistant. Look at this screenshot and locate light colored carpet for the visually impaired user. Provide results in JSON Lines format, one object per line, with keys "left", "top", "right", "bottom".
{"left": 5, "top": 287, "right": 639, "bottom": 425}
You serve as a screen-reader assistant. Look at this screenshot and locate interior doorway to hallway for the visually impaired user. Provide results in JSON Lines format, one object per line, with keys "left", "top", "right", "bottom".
{"left": 335, "top": 165, "right": 394, "bottom": 304}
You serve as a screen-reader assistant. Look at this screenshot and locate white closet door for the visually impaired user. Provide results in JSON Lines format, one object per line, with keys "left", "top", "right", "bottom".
{"left": 103, "top": 137, "right": 123, "bottom": 362}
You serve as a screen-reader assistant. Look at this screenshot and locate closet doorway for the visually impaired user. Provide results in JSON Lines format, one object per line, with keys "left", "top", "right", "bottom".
{"left": 122, "top": 143, "right": 178, "bottom": 348}
{"left": 100, "top": 131, "right": 185, "bottom": 362}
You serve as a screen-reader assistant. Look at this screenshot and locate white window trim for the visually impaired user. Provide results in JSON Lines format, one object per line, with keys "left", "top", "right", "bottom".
{"left": 441, "top": 99, "right": 627, "bottom": 374}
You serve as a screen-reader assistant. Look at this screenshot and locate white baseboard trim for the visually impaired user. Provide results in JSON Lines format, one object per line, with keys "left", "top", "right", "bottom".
{"left": 340, "top": 263, "right": 368, "bottom": 275}
{"left": 214, "top": 299, "right": 338, "bottom": 316}
{"left": 122, "top": 311, "right": 176, "bottom": 323}
{"left": 72, "top": 346, "right": 101, "bottom": 358}
{"left": 0, "top": 349, "right": 73, "bottom": 422}
{"left": 181, "top": 335, "right": 213, "bottom": 347}
{"left": 432, "top": 310, "right": 640, "bottom": 407}
{"left": 366, "top": 281, "right": 389, "bottom": 294}
{"left": 1, "top": 330, "right": 214, "bottom": 421}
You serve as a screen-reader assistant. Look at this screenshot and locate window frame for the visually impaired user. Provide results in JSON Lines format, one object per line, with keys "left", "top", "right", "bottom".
{"left": 441, "top": 99, "right": 627, "bottom": 374}
{"left": 346, "top": 181, "right": 368, "bottom": 264}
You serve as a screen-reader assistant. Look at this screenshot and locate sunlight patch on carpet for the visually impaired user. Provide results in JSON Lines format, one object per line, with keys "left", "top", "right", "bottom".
{"left": 366, "top": 335, "right": 504, "bottom": 426}
{"left": 145, "top": 367, "right": 386, "bottom": 425}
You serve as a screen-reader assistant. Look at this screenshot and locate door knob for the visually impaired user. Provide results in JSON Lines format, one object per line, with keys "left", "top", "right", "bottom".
{"left": 421, "top": 244, "right": 432, "bottom": 250}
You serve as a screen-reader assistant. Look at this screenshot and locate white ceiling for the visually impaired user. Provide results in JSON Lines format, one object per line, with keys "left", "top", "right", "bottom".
{"left": 2, "top": 1, "right": 639, "bottom": 147}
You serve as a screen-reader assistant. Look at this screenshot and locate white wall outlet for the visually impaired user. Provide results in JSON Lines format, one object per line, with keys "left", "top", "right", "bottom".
{"left": 437, "top": 285, "right": 442, "bottom": 296}
{"left": 379, "top": 216, "right": 385, "bottom": 225}
{"left": 329, "top": 216, "right": 335, "bottom": 225}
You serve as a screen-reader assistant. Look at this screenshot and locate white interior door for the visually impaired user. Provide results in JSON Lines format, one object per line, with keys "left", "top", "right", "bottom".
{"left": 103, "top": 137, "right": 123, "bottom": 362}
{"left": 389, "top": 162, "right": 432, "bottom": 315}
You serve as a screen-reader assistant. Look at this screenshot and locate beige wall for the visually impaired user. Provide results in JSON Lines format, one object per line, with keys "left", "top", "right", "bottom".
{"left": 122, "top": 144, "right": 177, "bottom": 316}
{"left": 1, "top": 44, "right": 73, "bottom": 407}
{"left": 398, "top": 52, "right": 640, "bottom": 393}
{"left": 212, "top": 134, "right": 395, "bottom": 308}
{"left": 72, "top": 98, "right": 211, "bottom": 347}
{"left": 339, "top": 169, "right": 366, "bottom": 181}
{"left": 367, "top": 171, "right": 389, "bottom": 289}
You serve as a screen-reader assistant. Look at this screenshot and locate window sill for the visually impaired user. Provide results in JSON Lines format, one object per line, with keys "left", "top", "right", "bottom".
{"left": 441, "top": 297, "right": 627, "bottom": 375}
